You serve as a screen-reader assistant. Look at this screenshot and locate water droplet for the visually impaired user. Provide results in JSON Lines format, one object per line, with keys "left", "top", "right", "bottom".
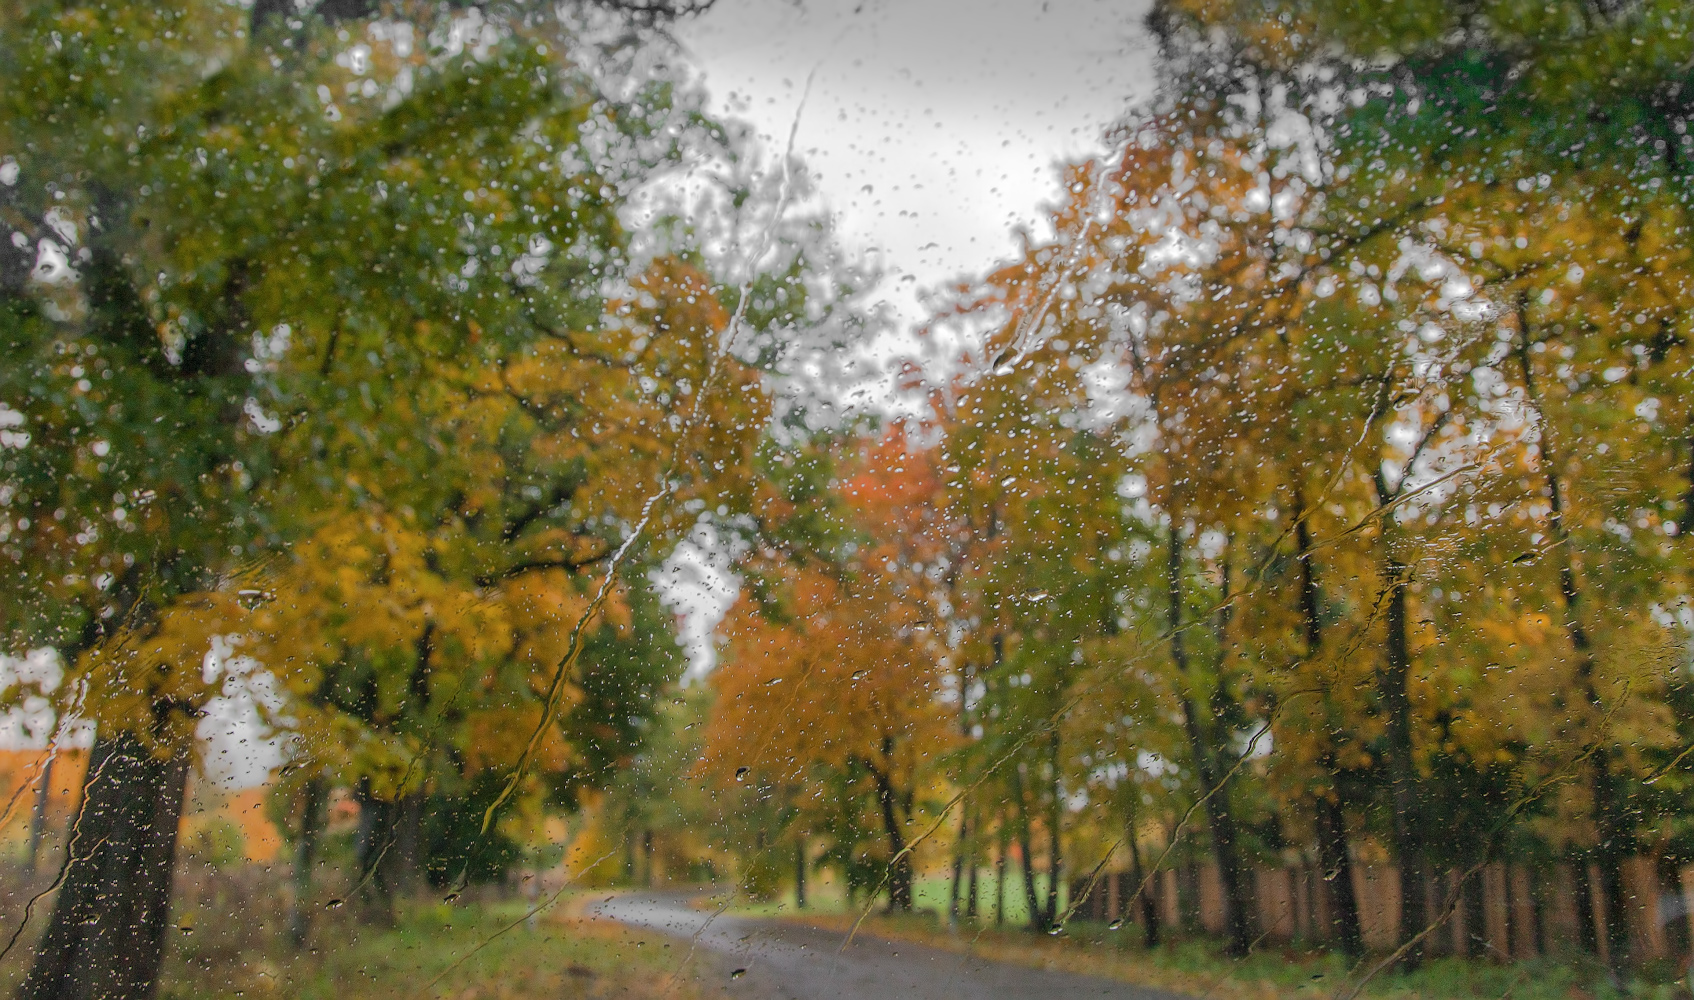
{"left": 178, "top": 925, "right": 194, "bottom": 935}
{"left": 1107, "top": 918, "right": 1123, "bottom": 930}
{"left": 730, "top": 968, "right": 747, "bottom": 980}
{"left": 325, "top": 898, "right": 344, "bottom": 909}
{"left": 1047, "top": 924, "right": 1065, "bottom": 936}
{"left": 735, "top": 766, "right": 749, "bottom": 782}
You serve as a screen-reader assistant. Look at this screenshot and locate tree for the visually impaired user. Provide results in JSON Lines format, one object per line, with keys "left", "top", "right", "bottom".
{"left": 249, "top": 251, "right": 767, "bottom": 912}
{"left": 0, "top": 0, "right": 768, "bottom": 991}
{"left": 702, "top": 431, "right": 954, "bottom": 912}
{"left": 936, "top": 15, "right": 1694, "bottom": 973}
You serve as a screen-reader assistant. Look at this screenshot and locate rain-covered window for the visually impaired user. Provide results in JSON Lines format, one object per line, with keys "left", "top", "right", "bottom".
{"left": 2, "top": 1, "right": 1692, "bottom": 998}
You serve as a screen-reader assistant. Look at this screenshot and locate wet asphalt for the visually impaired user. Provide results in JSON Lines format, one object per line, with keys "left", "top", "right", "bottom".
{"left": 587, "top": 892, "right": 1190, "bottom": 1000}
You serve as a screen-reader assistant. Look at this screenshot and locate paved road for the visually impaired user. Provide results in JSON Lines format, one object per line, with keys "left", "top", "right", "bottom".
{"left": 587, "top": 893, "right": 1187, "bottom": 1000}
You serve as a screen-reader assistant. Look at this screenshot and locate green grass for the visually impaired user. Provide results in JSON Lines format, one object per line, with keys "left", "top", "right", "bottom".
{"left": 725, "top": 869, "right": 1683, "bottom": 1000}
{"left": 158, "top": 873, "right": 1670, "bottom": 1000}
{"left": 157, "top": 898, "right": 712, "bottom": 1000}
{"left": 727, "top": 869, "right": 1054, "bottom": 926}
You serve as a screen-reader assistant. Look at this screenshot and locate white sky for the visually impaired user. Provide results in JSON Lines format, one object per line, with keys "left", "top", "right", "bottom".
{"left": 675, "top": 0, "right": 1156, "bottom": 328}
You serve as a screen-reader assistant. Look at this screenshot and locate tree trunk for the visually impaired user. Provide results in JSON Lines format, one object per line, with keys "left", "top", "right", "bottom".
{"left": 1295, "top": 497, "right": 1365, "bottom": 961}
{"left": 288, "top": 777, "right": 328, "bottom": 950}
{"left": 1573, "top": 856, "right": 1598, "bottom": 955}
{"left": 20, "top": 722, "right": 191, "bottom": 1000}
{"left": 392, "top": 790, "right": 424, "bottom": 897}
{"left": 1314, "top": 786, "right": 1363, "bottom": 959}
{"left": 864, "top": 756, "right": 912, "bottom": 912}
{"left": 353, "top": 778, "right": 396, "bottom": 925}
{"left": 794, "top": 836, "right": 806, "bottom": 909}
{"left": 1044, "top": 729, "right": 1063, "bottom": 930}
{"left": 1178, "top": 864, "right": 1201, "bottom": 932}
{"left": 1579, "top": 706, "right": 1627, "bottom": 975}
{"left": 1125, "top": 813, "right": 1160, "bottom": 948}
{"left": 951, "top": 652, "right": 976, "bottom": 926}
{"left": 995, "top": 824, "right": 1008, "bottom": 926}
{"left": 966, "top": 821, "right": 980, "bottom": 920}
{"left": 1010, "top": 765, "right": 1045, "bottom": 930}
{"left": 1166, "top": 526, "right": 1253, "bottom": 957}
{"left": 1513, "top": 319, "right": 1628, "bottom": 982}
{"left": 949, "top": 808, "right": 968, "bottom": 923}
{"left": 25, "top": 753, "right": 55, "bottom": 881}
{"left": 1380, "top": 558, "right": 1427, "bottom": 970}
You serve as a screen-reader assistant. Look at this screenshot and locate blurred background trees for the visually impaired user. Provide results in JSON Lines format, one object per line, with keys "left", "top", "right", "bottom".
{"left": 1, "top": 0, "right": 1693, "bottom": 994}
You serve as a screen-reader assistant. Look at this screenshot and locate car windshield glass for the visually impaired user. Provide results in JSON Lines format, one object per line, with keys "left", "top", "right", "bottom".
{"left": 2, "top": 2, "right": 1693, "bottom": 998}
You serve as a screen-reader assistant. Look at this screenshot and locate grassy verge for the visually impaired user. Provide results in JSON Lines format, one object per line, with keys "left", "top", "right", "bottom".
{"left": 776, "top": 908, "right": 1664, "bottom": 1000}
{"left": 157, "top": 898, "right": 713, "bottom": 1000}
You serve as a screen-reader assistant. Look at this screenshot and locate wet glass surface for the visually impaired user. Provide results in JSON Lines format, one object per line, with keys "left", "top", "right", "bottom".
{"left": 1, "top": 1, "right": 1693, "bottom": 998}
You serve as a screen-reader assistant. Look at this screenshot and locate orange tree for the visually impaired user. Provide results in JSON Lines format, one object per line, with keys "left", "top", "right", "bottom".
{"left": 700, "top": 430, "right": 954, "bottom": 911}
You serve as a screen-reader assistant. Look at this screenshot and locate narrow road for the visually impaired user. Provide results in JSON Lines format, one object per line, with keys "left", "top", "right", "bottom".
{"left": 587, "top": 893, "right": 1188, "bottom": 1000}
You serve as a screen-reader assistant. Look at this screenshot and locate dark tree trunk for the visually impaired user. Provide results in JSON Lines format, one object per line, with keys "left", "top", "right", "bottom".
{"left": 1530, "top": 864, "right": 1551, "bottom": 955}
{"left": 1380, "top": 559, "right": 1428, "bottom": 970}
{"left": 862, "top": 755, "right": 912, "bottom": 912}
{"left": 1513, "top": 318, "right": 1629, "bottom": 982}
{"left": 1043, "top": 730, "right": 1063, "bottom": 931}
{"left": 1314, "top": 786, "right": 1363, "bottom": 959}
{"left": 288, "top": 777, "right": 328, "bottom": 950}
{"left": 25, "top": 753, "right": 54, "bottom": 881}
{"left": 966, "top": 814, "right": 980, "bottom": 919}
{"left": 995, "top": 824, "right": 1008, "bottom": 926}
{"left": 875, "top": 786, "right": 913, "bottom": 912}
{"left": 1010, "top": 765, "right": 1045, "bottom": 930}
{"left": 794, "top": 836, "right": 806, "bottom": 909}
{"left": 1177, "top": 864, "right": 1201, "bottom": 932}
{"left": 392, "top": 791, "right": 424, "bottom": 897}
{"left": 1462, "top": 871, "right": 1485, "bottom": 956}
{"left": 1166, "top": 526, "right": 1253, "bottom": 957}
{"left": 949, "top": 809, "right": 967, "bottom": 922}
{"left": 1586, "top": 750, "right": 1628, "bottom": 977}
{"left": 20, "top": 723, "right": 191, "bottom": 1000}
{"left": 353, "top": 778, "right": 396, "bottom": 925}
{"left": 1294, "top": 493, "right": 1366, "bottom": 961}
{"left": 384, "top": 624, "right": 432, "bottom": 900}
{"left": 1125, "top": 813, "right": 1160, "bottom": 948}
{"left": 1572, "top": 859, "right": 1597, "bottom": 955}
{"left": 950, "top": 652, "right": 976, "bottom": 926}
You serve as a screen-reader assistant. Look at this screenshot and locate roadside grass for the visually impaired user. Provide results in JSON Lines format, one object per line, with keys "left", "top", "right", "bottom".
{"left": 157, "top": 897, "right": 713, "bottom": 1000}
{"left": 757, "top": 894, "right": 1675, "bottom": 1000}
{"left": 721, "top": 872, "right": 1050, "bottom": 924}
{"left": 136, "top": 872, "right": 1675, "bottom": 1000}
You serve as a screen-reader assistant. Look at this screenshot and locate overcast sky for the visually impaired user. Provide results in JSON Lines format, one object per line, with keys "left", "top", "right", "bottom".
{"left": 675, "top": 0, "right": 1156, "bottom": 329}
